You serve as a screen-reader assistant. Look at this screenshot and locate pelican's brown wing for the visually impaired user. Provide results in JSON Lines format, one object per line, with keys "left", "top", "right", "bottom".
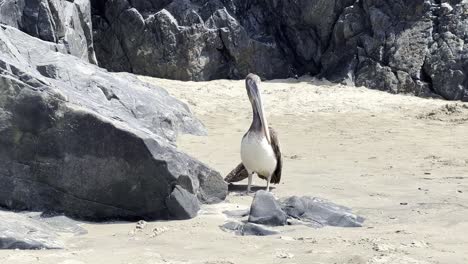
{"left": 224, "top": 127, "right": 282, "bottom": 184}
{"left": 268, "top": 126, "right": 282, "bottom": 184}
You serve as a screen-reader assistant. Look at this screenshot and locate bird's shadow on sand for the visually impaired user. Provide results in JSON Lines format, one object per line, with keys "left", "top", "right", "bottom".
{"left": 228, "top": 184, "right": 276, "bottom": 194}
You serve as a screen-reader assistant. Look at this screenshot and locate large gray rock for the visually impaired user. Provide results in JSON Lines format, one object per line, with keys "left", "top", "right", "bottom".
{"left": 248, "top": 190, "right": 287, "bottom": 226}
{"left": 0, "top": 25, "right": 227, "bottom": 221}
{"left": 246, "top": 193, "right": 363, "bottom": 228}
{"left": 281, "top": 196, "right": 365, "bottom": 228}
{"left": 0, "top": 210, "right": 85, "bottom": 249}
{"left": 91, "top": 0, "right": 468, "bottom": 101}
{"left": 0, "top": 0, "right": 97, "bottom": 64}
{"left": 221, "top": 194, "right": 364, "bottom": 236}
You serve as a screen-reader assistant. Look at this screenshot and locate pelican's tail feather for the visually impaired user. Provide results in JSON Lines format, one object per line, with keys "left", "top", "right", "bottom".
{"left": 224, "top": 162, "right": 249, "bottom": 183}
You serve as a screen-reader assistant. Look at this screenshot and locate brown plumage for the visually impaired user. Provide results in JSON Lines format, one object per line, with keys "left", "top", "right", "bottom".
{"left": 224, "top": 126, "right": 282, "bottom": 184}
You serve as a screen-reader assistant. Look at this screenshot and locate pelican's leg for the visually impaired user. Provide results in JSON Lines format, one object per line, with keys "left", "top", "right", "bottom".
{"left": 247, "top": 170, "right": 253, "bottom": 193}
{"left": 266, "top": 174, "right": 272, "bottom": 192}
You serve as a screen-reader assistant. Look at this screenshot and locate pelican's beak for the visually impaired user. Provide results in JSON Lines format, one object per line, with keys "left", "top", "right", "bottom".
{"left": 249, "top": 79, "right": 271, "bottom": 143}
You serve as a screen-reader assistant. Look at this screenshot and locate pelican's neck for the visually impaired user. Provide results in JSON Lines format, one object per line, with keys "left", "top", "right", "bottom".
{"left": 249, "top": 96, "right": 271, "bottom": 143}
{"left": 250, "top": 103, "right": 263, "bottom": 132}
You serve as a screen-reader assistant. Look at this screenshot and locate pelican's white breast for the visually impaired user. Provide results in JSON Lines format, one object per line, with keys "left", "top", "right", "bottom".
{"left": 241, "top": 132, "right": 277, "bottom": 176}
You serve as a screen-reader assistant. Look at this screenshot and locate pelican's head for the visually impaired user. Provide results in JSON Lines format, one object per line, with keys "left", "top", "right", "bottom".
{"left": 245, "top": 73, "right": 261, "bottom": 104}
{"left": 245, "top": 73, "right": 271, "bottom": 143}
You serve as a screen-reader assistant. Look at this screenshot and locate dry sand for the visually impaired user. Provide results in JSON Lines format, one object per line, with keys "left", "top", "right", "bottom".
{"left": 1, "top": 77, "right": 467, "bottom": 264}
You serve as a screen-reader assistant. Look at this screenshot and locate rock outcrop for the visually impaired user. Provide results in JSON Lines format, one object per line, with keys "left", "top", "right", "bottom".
{"left": 91, "top": 0, "right": 291, "bottom": 80}
{"left": 280, "top": 196, "right": 365, "bottom": 228}
{"left": 0, "top": 24, "right": 227, "bottom": 221}
{"left": 221, "top": 193, "right": 364, "bottom": 236}
{"left": 91, "top": 0, "right": 468, "bottom": 101}
{"left": 248, "top": 190, "right": 287, "bottom": 226}
{"left": 0, "top": 0, "right": 97, "bottom": 64}
{"left": 0, "top": 210, "right": 86, "bottom": 249}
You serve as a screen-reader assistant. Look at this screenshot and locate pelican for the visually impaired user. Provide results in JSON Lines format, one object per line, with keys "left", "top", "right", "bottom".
{"left": 225, "top": 73, "right": 282, "bottom": 193}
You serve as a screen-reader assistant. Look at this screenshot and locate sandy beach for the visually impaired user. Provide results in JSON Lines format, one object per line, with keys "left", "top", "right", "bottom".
{"left": 1, "top": 77, "right": 467, "bottom": 264}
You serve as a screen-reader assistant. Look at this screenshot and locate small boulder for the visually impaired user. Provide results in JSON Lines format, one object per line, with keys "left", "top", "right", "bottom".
{"left": 281, "top": 196, "right": 364, "bottom": 227}
{"left": 248, "top": 191, "right": 287, "bottom": 226}
{"left": 220, "top": 221, "right": 244, "bottom": 233}
{"left": 166, "top": 185, "right": 200, "bottom": 220}
{"left": 220, "top": 221, "right": 279, "bottom": 236}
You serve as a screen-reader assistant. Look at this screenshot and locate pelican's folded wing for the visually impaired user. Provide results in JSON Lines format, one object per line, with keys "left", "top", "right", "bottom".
{"left": 269, "top": 127, "right": 282, "bottom": 184}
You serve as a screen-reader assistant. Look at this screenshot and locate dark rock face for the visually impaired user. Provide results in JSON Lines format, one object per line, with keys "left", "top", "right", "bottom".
{"left": 0, "top": 25, "right": 227, "bottom": 221}
{"left": 0, "top": 210, "right": 85, "bottom": 249}
{"left": 424, "top": 1, "right": 468, "bottom": 101}
{"left": 91, "top": 0, "right": 291, "bottom": 80}
{"left": 91, "top": 0, "right": 468, "bottom": 100}
{"left": 248, "top": 190, "right": 287, "bottom": 226}
{"left": 0, "top": 0, "right": 97, "bottom": 64}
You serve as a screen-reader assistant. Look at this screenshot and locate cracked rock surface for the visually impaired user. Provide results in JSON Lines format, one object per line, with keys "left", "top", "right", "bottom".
{"left": 91, "top": 0, "right": 468, "bottom": 100}
{"left": 0, "top": 0, "right": 97, "bottom": 64}
{"left": 0, "top": 24, "right": 227, "bottom": 221}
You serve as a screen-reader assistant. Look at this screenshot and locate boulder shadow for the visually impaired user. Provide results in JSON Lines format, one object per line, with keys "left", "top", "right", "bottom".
{"left": 228, "top": 184, "right": 276, "bottom": 194}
